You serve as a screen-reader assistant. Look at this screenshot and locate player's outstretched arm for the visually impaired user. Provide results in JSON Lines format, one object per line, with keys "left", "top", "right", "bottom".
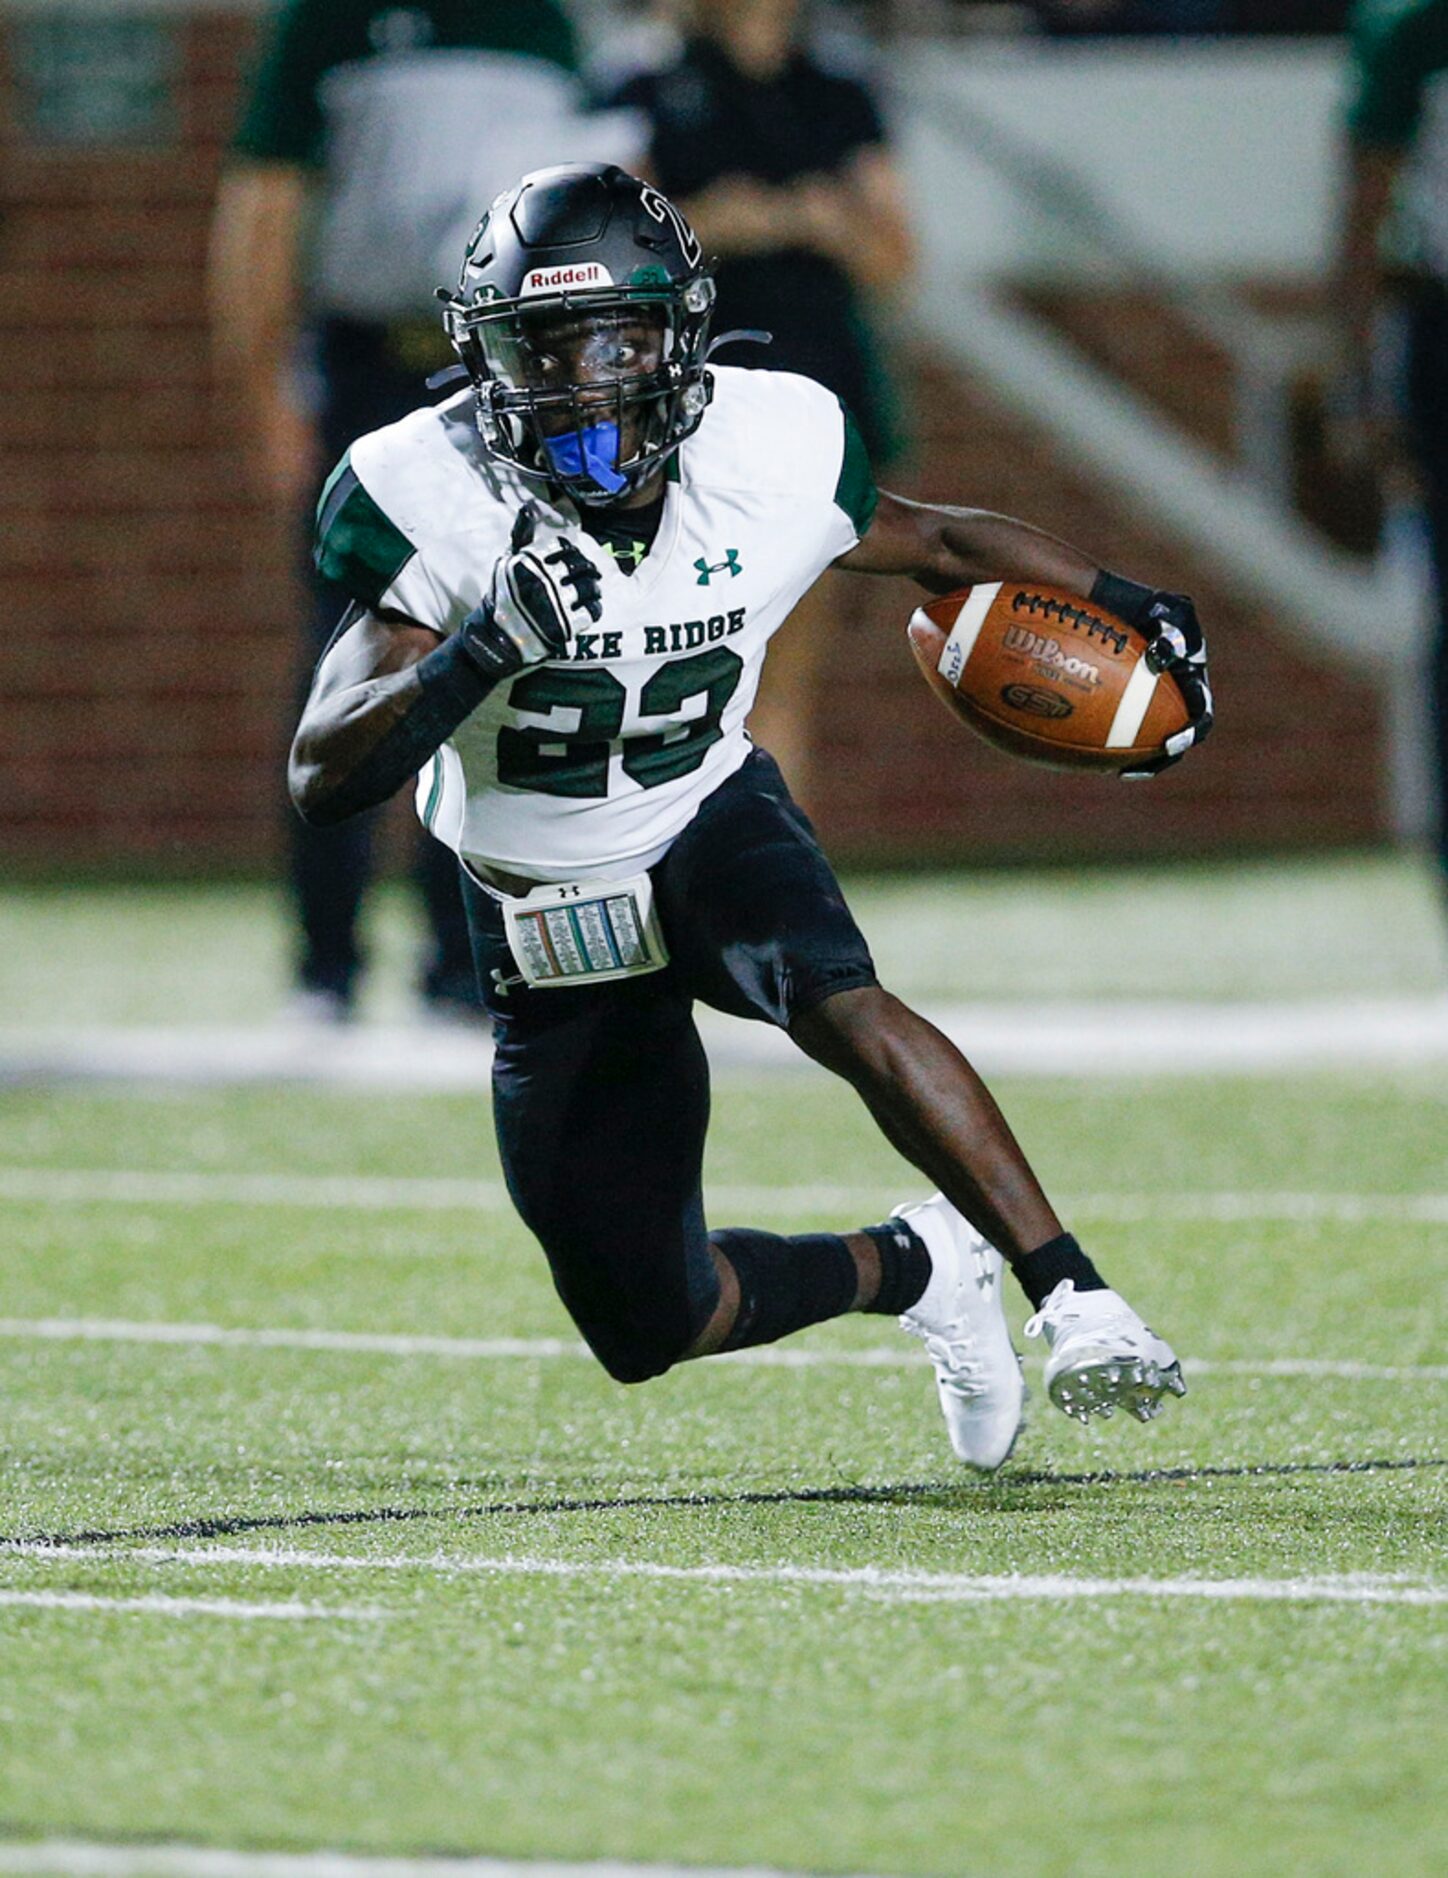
{"left": 839, "top": 490, "right": 1213, "bottom": 774}
{"left": 838, "top": 490, "right": 1101, "bottom": 595}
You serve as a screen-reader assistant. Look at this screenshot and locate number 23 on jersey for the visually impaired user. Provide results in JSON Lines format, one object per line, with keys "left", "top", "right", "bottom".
{"left": 497, "top": 646, "right": 744, "bottom": 797}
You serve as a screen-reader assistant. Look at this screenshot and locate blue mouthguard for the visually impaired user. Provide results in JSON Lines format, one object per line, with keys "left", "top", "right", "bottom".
{"left": 542, "top": 420, "right": 628, "bottom": 495}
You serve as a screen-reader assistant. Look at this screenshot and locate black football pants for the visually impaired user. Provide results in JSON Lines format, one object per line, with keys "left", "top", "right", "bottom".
{"left": 462, "top": 749, "right": 879, "bottom": 1382}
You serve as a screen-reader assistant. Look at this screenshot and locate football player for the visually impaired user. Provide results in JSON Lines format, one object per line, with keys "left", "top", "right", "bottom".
{"left": 289, "top": 165, "right": 1212, "bottom": 1469}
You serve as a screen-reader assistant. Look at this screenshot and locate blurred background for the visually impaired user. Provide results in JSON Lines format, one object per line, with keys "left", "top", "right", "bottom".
{"left": 3, "top": 0, "right": 1446, "bottom": 1047}
{"left": 4, "top": 17, "right": 1444, "bottom": 1861}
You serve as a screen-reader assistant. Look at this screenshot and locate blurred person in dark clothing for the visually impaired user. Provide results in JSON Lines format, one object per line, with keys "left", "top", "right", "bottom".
{"left": 608, "top": 0, "right": 915, "bottom": 468}
{"left": 1034, "top": 0, "right": 1226, "bottom": 30}
{"left": 210, "top": 0, "right": 638, "bottom": 1022}
{"left": 1337, "top": 0, "right": 1448, "bottom": 907}
{"left": 605, "top": 1, "right": 913, "bottom": 793}
{"left": 1034, "top": 2, "right": 1344, "bottom": 31}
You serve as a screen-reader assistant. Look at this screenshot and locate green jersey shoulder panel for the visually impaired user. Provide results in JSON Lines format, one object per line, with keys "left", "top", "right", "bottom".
{"left": 313, "top": 452, "right": 416, "bottom": 609}
{"left": 318, "top": 394, "right": 527, "bottom": 630}
{"left": 834, "top": 401, "right": 879, "bottom": 540}
{"left": 685, "top": 366, "right": 875, "bottom": 548}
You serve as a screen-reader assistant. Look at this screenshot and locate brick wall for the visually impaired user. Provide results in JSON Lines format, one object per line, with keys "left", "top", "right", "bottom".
{"left": 0, "top": 9, "right": 296, "bottom": 872}
{"left": 801, "top": 356, "right": 1384, "bottom": 863}
{"left": 0, "top": 9, "right": 1387, "bottom": 873}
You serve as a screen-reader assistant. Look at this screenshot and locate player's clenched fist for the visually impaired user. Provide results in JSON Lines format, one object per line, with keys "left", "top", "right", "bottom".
{"left": 458, "top": 502, "right": 603, "bottom": 680}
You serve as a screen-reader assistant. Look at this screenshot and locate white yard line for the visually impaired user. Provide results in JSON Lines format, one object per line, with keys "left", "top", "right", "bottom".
{"left": 0, "top": 1167, "right": 518, "bottom": 1212}
{"left": 0, "top": 1315, "right": 1442, "bottom": 1381}
{"left": 0, "top": 1588, "right": 380, "bottom": 1621}
{"left": 0, "top": 1319, "right": 589, "bottom": 1361}
{"left": 0, "top": 1843, "right": 840, "bottom": 1878}
{"left": 1, "top": 1545, "right": 1441, "bottom": 1609}
{"left": 6, "top": 996, "right": 1448, "bottom": 1082}
{"left": 1196, "top": 1357, "right": 1448, "bottom": 1381}
{"left": 5, "top": 1165, "right": 1448, "bottom": 1224}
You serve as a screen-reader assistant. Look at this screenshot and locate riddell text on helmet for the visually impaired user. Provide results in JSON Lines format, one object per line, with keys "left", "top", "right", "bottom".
{"left": 520, "top": 262, "right": 615, "bottom": 296}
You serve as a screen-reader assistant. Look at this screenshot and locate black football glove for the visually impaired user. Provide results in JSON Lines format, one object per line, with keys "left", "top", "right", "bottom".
{"left": 1090, "top": 574, "right": 1214, "bottom": 780}
{"left": 457, "top": 502, "right": 603, "bottom": 682}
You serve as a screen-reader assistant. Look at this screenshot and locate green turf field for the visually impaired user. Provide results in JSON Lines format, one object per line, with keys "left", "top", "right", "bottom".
{"left": 0, "top": 866, "right": 1445, "bottom": 1876}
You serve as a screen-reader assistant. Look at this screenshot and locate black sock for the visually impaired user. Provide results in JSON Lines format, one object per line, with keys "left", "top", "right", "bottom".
{"left": 1013, "top": 1232, "right": 1106, "bottom": 1310}
{"left": 859, "top": 1220, "right": 932, "bottom": 1316}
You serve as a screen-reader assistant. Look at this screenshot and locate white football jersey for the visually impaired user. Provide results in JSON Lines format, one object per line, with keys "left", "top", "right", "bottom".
{"left": 314, "top": 366, "right": 878, "bottom": 880}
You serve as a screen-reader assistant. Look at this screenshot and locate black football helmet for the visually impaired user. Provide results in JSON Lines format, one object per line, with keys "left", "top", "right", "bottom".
{"left": 439, "top": 163, "right": 716, "bottom": 506}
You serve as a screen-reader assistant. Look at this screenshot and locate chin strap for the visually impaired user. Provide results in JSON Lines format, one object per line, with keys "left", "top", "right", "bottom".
{"left": 705, "top": 328, "right": 773, "bottom": 360}
{"left": 425, "top": 362, "right": 470, "bottom": 391}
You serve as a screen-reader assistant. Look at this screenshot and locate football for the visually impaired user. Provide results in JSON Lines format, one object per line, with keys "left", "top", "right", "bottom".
{"left": 907, "top": 581, "right": 1193, "bottom": 772}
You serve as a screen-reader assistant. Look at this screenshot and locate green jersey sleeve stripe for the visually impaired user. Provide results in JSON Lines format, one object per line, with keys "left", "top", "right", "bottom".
{"left": 422, "top": 755, "right": 445, "bottom": 832}
{"left": 315, "top": 452, "right": 355, "bottom": 540}
{"left": 313, "top": 458, "right": 416, "bottom": 607}
{"left": 833, "top": 400, "right": 879, "bottom": 539}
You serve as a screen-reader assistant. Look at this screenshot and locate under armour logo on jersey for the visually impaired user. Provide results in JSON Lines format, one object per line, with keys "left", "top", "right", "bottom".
{"left": 694, "top": 550, "right": 742, "bottom": 585}
{"left": 602, "top": 538, "right": 649, "bottom": 575}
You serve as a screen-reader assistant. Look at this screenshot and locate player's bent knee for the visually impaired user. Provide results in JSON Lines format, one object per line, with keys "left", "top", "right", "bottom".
{"left": 587, "top": 1340, "right": 677, "bottom": 1387}
{"left": 577, "top": 1313, "right": 697, "bottom": 1385}
{"left": 550, "top": 1254, "right": 715, "bottom": 1388}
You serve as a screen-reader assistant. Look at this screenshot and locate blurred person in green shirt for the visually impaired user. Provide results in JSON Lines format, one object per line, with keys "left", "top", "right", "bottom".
{"left": 209, "top": 1, "right": 639, "bottom": 1020}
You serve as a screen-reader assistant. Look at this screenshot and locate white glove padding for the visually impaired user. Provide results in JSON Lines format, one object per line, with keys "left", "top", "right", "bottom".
{"left": 1091, "top": 577, "right": 1214, "bottom": 780}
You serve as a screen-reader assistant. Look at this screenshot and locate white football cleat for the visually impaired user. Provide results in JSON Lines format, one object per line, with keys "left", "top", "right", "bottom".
{"left": 895, "top": 1194, "right": 1025, "bottom": 1473}
{"left": 1024, "top": 1280, "right": 1187, "bottom": 1425}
